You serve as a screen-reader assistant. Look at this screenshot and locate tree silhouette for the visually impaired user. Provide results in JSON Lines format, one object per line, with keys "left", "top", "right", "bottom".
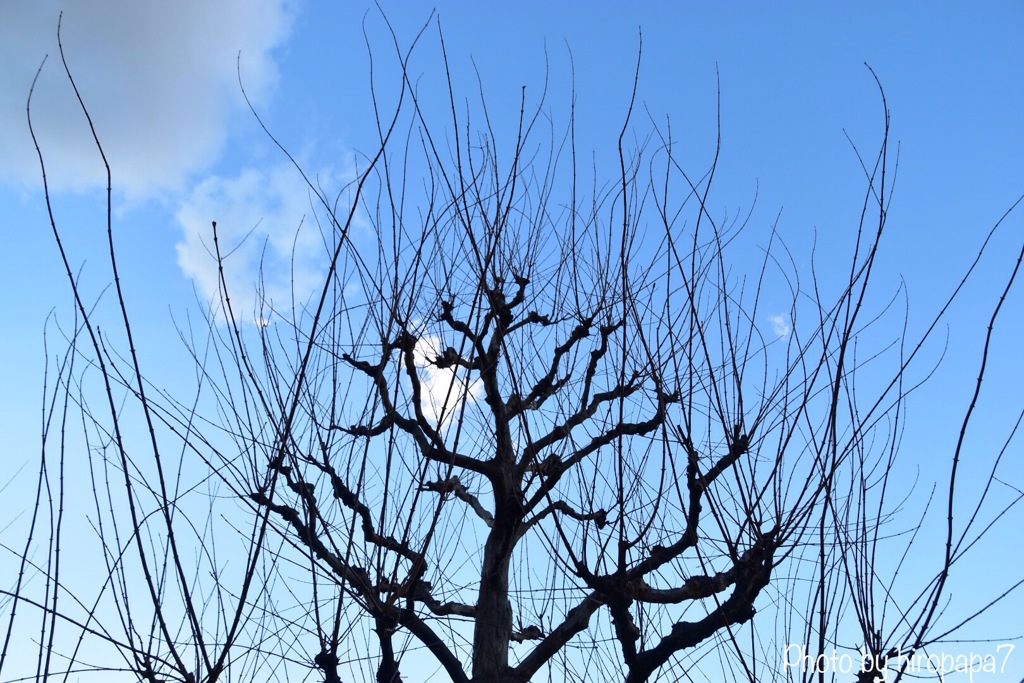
{"left": 5, "top": 14, "right": 1023, "bottom": 683}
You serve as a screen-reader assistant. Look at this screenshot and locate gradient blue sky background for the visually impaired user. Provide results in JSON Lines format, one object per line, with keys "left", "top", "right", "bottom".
{"left": 2, "top": 2, "right": 1022, "bottom": 681}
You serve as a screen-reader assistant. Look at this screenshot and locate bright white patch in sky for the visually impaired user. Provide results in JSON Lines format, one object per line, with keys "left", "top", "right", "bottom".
{"left": 412, "top": 333, "right": 481, "bottom": 426}
{"left": 768, "top": 313, "right": 791, "bottom": 339}
{"left": 0, "top": 0, "right": 293, "bottom": 198}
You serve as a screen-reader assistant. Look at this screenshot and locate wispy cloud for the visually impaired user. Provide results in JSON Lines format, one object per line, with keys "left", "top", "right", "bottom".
{"left": 768, "top": 313, "right": 791, "bottom": 339}
{"left": 1, "top": 0, "right": 293, "bottom": 198}
{"left": 175, "top": 162, "right": 351, "bottom": 324}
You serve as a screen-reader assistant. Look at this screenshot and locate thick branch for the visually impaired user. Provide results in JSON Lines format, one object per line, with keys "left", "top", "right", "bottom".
{"left": 338, "top": 343, "right": 492, "bottom": 475}
{"left": 623, "top": 528, "right": 779, "bottom": 683}
{"left": 249, "top": 492, "right": 376, "bottom": 598}
{"left": 518, "top": 500, "right": 607, "bottom": 540}
{"left": 396, "top": 610, "right": 471, "bottom": 683}
{"left": 420, "top": 476, "right": 494, "bottom": 527}
{"left": 313, "top": 459, "right": 424, "bottom": 564}
{"left": 522, "top": 393, "right": 675, "bottom": 513}
{"left": 513, "top": 593, "right": 604, "bottom": 681}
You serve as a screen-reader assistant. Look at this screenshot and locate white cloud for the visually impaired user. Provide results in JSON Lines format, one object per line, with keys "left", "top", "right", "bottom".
{"left": 175, "top": 162, "right": 349, "bottom": 325}
{"left": 768, "top": 313, "right": 791, "bottom": 339}
{"left": 411, "top": 334, "right": 482, "bottom": 426}
{"left": 0, "top": 0, "right": 294, "bottom": 198}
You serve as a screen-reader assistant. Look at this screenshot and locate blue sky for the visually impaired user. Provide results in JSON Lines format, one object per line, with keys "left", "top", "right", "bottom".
{"left": 1, "top": 2, "right": 1022, "bottom": 681}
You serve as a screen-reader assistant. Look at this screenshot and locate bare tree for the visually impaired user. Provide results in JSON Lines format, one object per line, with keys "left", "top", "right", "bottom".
{"left": 4, "top": 14, "right": 1022, "bottom": 683}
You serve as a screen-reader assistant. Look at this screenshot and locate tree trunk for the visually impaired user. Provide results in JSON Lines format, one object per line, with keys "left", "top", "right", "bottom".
{"left": 471, "top": 523, "right": 515, "bottom": 681}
